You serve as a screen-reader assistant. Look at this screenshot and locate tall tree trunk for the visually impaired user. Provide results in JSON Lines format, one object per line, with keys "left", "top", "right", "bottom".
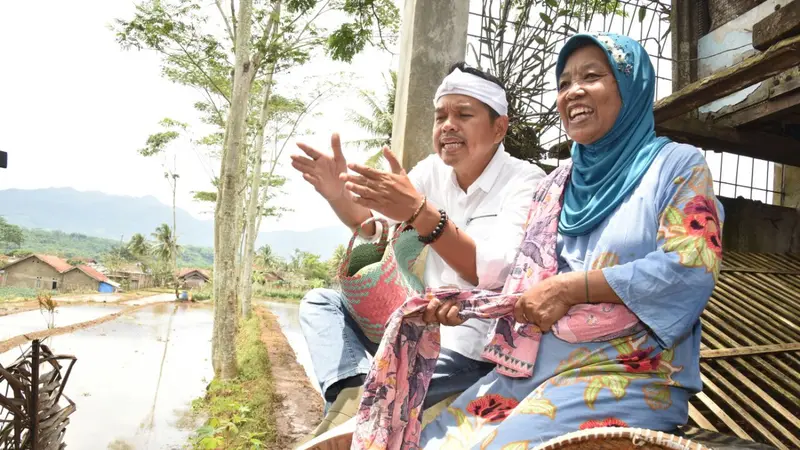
{"left": 212, "top": 0, "right": 255, "bottom": 380}
{"left": 240, "top": 59, "right": 278, "bottom": 319}
{"left": 172, "top": 173, "right": 179, "bottom": 300}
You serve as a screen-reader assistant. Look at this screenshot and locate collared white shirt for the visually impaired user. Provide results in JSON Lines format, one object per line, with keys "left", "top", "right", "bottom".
{"left": 371, "top": 144, "right": 545, "bottom": 361}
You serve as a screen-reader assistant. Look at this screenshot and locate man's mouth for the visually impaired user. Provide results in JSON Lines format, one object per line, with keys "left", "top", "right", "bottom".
{"left": 441, "top": 140, "right": 465, "bottom": 151}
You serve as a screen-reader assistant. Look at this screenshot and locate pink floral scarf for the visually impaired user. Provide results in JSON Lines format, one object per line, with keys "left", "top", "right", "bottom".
{"left": 352, "top": 164, "right": 641, "bottom": 450}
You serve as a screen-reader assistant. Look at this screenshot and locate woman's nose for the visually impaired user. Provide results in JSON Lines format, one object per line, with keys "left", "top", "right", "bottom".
{"left": 566, "top": 85, "right": 586, "bottom": 100}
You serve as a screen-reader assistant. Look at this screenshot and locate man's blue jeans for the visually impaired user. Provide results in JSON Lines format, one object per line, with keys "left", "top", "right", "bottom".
{"left": 299, "top": 288, "right": 494, "bottom": 412}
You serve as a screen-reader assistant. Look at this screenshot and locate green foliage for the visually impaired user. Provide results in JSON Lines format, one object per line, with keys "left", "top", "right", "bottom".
{"left": 190, "top": 314, "right": 278, "bottom": 449}
{"left": 346, "top": 70, "right": 396, "bottom": 168}
{"left": 0, "top": 217, "right": 24, "bottom": 248}
{"left": 0, "top": 286, "right": 57, "bottom": 302}
{"left": 139, "top": 118, "right": 188, "bottom": 156}
{"left": 151, "top": 223, "right": 179, "bottom": 263}
{"left": 474, "top": 0, "right": 640, "bottom": 162}
{"left": 328, "top": 0, "right": 400, "bottom": 62}
{"left": 0, "top": 226, "right": 212, "bottom": 268}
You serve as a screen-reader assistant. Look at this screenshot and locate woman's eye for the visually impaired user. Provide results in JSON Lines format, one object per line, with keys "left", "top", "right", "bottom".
{"left": 460, "top": 114, "right": 472, "bottom": 118}
{"left": 585, "top": 73, "right": 600, "bottom": 81}
{"left": 558, "top": 81, "right": 570, "bottom": 91}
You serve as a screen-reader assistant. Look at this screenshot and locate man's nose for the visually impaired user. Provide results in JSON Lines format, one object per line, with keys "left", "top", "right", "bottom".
{"left": 442, "top": 117, "right": 457, "bottom": 132}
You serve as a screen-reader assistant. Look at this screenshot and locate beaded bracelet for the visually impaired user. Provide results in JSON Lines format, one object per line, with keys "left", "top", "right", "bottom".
{"left": 418, "top": 209, "right": 448, "bottom": 244}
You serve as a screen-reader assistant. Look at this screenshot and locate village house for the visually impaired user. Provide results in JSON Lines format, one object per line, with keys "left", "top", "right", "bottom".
{"left": 106, "top": 262, "right": 154, "bottom": 290}
{"left": 177, "top": 268, "right": 210, "bottom": 289}
{"left": 0, "top": 254, "right": 118, "bottom": 293}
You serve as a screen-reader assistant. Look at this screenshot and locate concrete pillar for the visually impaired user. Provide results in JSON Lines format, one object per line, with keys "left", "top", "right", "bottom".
{"left": 391, "top": 0, "right": 469, "bottom": 172}
{"left": 773, "top": 164, "right": 800, "bottom": 208}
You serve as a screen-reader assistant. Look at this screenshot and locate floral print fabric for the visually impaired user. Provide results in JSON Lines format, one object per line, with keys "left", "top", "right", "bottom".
{"left": 351, "top": 163, "right": 643, "bottom": 450}
{"left": 416, "top": 143, "right": 723, "bottom": 449}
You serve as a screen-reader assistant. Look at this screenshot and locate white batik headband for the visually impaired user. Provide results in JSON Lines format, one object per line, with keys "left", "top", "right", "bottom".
{"left": 434, "top": 67, "right": 508, "bottom": 116}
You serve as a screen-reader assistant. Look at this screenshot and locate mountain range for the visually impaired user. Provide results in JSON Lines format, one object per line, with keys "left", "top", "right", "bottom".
{"left": 0, "top": 188, "right": 352, "bottom": 259}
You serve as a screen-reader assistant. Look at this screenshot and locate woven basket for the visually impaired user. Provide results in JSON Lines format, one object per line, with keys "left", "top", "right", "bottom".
{"left": 338, "top": 218, "right": 425, "bottom": 343}
{"left": 533, "top": 427, "right": 712, "bottom": 450}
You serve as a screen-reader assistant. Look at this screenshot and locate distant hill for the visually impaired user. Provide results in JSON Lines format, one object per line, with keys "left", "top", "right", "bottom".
{"left": 0, "top": 226, "right": 214, "bottom": 268}
{"left": 0, "top": 188, "right": 352, "bottom": 259}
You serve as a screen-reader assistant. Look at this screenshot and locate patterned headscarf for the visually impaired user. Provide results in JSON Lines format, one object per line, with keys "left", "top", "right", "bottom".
{"left": 556, "top": 33, "right": 671, "bottom": 236}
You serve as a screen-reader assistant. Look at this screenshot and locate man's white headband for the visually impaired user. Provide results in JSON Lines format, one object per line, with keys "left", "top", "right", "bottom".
{"left": 434, "top": 67, "right": 508, "bottom": 116}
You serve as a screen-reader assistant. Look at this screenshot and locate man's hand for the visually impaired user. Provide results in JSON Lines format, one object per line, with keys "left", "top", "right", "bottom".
{"left": 340, "top": 146, "right": 423, "bottom": 222}
{"left": 422, "top": 295, "right": 465, "bottom": 326}
{"left": 291, "top": 133, "right": 348, "bottom": 201}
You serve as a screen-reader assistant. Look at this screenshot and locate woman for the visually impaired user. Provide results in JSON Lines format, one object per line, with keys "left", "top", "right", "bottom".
{"left": 337, "top": 32, "right": 724, "bottom": 450}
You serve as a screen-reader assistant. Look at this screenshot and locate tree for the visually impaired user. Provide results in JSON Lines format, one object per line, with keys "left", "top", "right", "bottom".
{"left": 255, "top": 244, "right": 278, "bottom": 269}
{"left": 472, "top": 0, "right": 661, "bottom": 162}
{"left": 139, "top": 118, "right": 185, "bottom": 298}
{"left": 0, "top": 217, "right": 24, "bottom": 248}
{"left": 128, "top": 233, "right": 150, "bottom": 258}
{"left": 346, "top": 70, "right": 396, "bottom": 168}
{"left": 151, "top": 223, "right": 179, "bottom": 266}
{"left": 327, "top": 244, "right": 346, "bottom": 281}
{"left": 116, "top": 0, "right": 400, "bottom": 380}
{"left": 239, "top": 82, "right": 340, "bottom": 319}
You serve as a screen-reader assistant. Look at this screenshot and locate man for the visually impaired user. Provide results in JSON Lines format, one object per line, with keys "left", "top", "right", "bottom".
{"left": 290, "top": 62, "right": 545, "bottom": 437}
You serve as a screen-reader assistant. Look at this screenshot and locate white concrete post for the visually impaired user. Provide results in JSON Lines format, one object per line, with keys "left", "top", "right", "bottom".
{"left": 391, "top": 0, "right": 470, "bottom": 172}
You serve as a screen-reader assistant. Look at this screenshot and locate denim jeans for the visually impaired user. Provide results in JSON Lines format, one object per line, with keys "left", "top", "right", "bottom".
{"left": 299, "top": 288, "right": 494, "bottom": 411}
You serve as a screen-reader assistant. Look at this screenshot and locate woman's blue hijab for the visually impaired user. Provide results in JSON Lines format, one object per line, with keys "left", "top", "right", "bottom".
{"left": 556, "top": 33, "right": 671, "bottom": 236}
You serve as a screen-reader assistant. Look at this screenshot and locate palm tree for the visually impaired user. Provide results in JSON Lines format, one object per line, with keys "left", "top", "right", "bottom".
{"left": 328, "top": 244, "right": 346, "bottom": 279}
{"left": 128, "top": 233, "right": 150, "bottom": 258}
{"left": 151, "top": 224, "right": 177, "bottom": 263}
{"left": 346, "top": 71, "right": 396, "bottom": 168}
{"left": 255, "top": 244, "right": 277, "bottom": 270}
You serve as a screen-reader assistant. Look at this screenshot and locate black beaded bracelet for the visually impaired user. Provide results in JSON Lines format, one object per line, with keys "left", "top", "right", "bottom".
{"left": 418, "top": 209, "right": 448, "bottom": 244}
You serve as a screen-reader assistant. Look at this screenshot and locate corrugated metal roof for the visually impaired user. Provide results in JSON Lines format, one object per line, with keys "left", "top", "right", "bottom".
{"left": 689, "top": 252, "right": 800, "bottom": 449}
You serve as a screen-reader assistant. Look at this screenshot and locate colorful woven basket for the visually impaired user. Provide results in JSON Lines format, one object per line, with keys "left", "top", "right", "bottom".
{"left": 338, "top": 217, "right": 425, "bottom": 343}
{"left": 533, "top": 427, "right": 712, "bottom": 450}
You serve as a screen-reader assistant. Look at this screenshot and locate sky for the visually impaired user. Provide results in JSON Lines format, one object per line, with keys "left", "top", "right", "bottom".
{"left": 0, "top": 1, "right": 780, "bottom": 238}
{"left": 0, "top": 0, "right": 398, "bottom": 233}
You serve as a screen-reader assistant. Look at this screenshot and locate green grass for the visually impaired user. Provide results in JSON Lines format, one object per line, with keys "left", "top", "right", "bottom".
{"left": 190, "top": 314, "right": 279, "bottom": 449}
{"left": 253, "top": 287, "right": 304, "bottom": 303}
{"left": 0, "top": 286, "right": 57, "bottom": 302}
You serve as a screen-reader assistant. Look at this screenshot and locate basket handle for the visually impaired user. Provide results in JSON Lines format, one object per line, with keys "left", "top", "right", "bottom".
{"left": 338, "top": 216, "right": 390, "bottom": 279}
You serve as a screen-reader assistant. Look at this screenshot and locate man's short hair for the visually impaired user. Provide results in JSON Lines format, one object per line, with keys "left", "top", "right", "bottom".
{"left": 446, "top": 62, "right": 506, "bottom": 121}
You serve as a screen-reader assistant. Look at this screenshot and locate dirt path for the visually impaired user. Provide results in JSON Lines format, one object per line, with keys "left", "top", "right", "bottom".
{"left": 255, "top": 306, "right": 323, "bottom": 448}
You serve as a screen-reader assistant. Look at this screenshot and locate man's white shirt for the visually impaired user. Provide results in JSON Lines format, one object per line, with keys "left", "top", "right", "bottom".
{"left": 369, "top": 145, "right": 544, "bottom": 361}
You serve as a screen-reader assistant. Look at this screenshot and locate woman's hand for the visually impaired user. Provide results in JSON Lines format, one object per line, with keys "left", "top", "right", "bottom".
{"left": 513, "top": 275, "right": 576, "bottom": 332}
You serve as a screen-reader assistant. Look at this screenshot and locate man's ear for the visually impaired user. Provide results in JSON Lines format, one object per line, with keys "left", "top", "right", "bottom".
{"left": 493, "top": 115, "right": 510, "bottom": 144}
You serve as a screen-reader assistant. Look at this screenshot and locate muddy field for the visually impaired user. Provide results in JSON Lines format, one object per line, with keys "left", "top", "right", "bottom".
{"left": 0, "top": 295, "right": 323, "bottom": 449}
